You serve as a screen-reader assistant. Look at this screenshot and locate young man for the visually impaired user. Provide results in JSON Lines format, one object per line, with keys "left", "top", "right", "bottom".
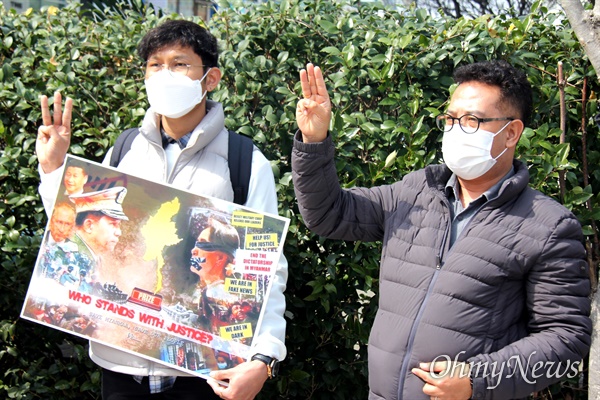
{"left": 36, "top": 19, "right": 287, "bottom": 400}
{"left": 292, "top": 60, "right": 592, "bottom": 400}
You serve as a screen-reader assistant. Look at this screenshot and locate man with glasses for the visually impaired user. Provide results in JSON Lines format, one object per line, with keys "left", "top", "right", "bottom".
{"left": 292, "top": 60, "right": 591, "bottom": 400}
{"left": 36, "top": 19, "right": 287, "bottom": 400}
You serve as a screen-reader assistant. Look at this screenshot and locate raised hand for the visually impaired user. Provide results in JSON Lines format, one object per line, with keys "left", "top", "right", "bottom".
{"left": 36, "top": 92, "right": 73, "bottom": 173}
{"left": 296, "top": 63, "right": 331, "bottom": 143}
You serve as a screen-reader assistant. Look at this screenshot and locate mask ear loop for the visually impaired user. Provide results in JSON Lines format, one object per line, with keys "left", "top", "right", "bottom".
{"left": 491, "top": 120, "right": 513, "bottom": 137}
{"left": 199, "top": 67, "right": 212, "bottom": 82}
{"left": 491, "top": 120, "right": 513, "bottom": 160}
{"left": 492, "top": 147, "right": 508, "bottom": 161}
{"left": 197, "top": 67, "right": 213, "bottom": 102}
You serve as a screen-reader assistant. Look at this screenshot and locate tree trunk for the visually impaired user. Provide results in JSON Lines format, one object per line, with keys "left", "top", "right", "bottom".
{"left": 560, "top": 0, "right": 600, "bottom": 80}
{"left": 559, "top": 4, "right": 600, "bottom": 400}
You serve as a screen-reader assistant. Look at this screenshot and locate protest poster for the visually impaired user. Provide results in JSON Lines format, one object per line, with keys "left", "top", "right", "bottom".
{"left": 21, "top": 155, "right": 289, "bottom": 379}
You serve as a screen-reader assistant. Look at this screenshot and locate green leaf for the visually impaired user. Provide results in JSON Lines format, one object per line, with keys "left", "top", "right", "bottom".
{"left": 399, "top": 34, "right": 412, "bottom": 49}
{"left": 384, "top": 150, "right": 397, "bottom": 168}
{"left": 318, "top": 19, "right": 339, "bottom": 35}
{"left": 322, "top": 46, "right": 341, "bottom": 56}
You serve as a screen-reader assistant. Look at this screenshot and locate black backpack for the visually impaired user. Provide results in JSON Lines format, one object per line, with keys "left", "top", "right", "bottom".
{"left": 109, "top": 128, "right": 254, "bottom": 205}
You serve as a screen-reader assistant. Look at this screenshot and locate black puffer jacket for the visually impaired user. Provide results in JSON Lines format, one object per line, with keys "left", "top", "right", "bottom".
{"left": 292, "top": 133, "right": 591, "bottom": 400}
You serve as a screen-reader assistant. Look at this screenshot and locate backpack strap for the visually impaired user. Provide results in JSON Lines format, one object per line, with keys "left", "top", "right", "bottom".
{"left": 228, "top": 130, "right": 254, "bottom": 205}
{"left": 109, "top": 127, "right": 253, "bottom": 205}
{"left": 109, "top": 128, "right": 140, "bottom": 167}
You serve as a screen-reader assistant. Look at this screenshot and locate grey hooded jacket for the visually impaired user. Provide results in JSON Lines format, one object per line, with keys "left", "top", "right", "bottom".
{"left": 291, "top": 133, "right": 591, "bottom": 400}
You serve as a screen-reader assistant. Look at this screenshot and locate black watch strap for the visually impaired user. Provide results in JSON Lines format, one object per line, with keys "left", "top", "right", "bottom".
{"left": 251, "top": 353, "right": 279, "bottom": 379}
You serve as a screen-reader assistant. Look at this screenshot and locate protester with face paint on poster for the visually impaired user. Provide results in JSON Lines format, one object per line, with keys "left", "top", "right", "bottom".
{"left": 35, "top": 19, "right": 287, "bottom": 400}
{"left": 189, "top": 219, "right": 241, "bottom": 334}
{"left": 292, "top": 60, "right": 592, "bottom": 400}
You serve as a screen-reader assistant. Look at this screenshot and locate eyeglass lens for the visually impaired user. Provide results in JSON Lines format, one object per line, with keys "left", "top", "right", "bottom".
{"left": 436, "top": 114, "right": 480, "bottom": 133}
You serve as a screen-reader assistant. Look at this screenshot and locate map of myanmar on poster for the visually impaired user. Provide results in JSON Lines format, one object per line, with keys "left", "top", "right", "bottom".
{"left": 21, "top": 155, "right": 289, "bottom": 379}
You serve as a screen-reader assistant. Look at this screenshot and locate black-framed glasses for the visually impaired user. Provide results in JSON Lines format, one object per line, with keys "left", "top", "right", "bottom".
{"left": 436, "top": 113, "right": 514, "bottom": 134}
{"left": 143, "top": 62, "right": 206, "bottom": 77}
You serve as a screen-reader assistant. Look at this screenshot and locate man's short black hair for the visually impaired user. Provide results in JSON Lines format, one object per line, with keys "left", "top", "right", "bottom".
{"left": 75, "top": 211, "right": 105, "bottom": 227}
{"left": 453, "top": 60, "right": 533, "bottom": 127}
{"left": 137, "top": 19, "right": 219, "bottom": 68}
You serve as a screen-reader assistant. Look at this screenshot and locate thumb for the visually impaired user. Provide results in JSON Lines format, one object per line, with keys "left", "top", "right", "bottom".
{"left": 37, "top": 125, "right": 52, "bottom": 143}
{"left": 209, "top": 369, "right": 227, "bottom": 381}
{"left": 296, "top": 98, "right": 310, "bottom": 115}
{"left": 206, "top": 376, "right": 227, "bottom": 391}
{"left": 297, "top": 98, "right": 321, "bottom": 115}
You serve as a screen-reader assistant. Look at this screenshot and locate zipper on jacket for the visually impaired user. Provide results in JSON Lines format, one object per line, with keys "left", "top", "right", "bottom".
{"left": 166, "top": 146, "right": 195, "bottom": 184}
{"left": 159, "top": 143, "right": 177, "bottom": 184}
{"left": 396, "top": 196, "right": 451, "bottom": 400}
{"left": 436, "top": 221, "right": 450, "bottom": 267}
{"left": 396, "top": 268, "right": 442, "bottom": 399}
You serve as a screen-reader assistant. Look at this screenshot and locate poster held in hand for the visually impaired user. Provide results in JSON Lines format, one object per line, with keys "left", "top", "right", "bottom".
{"left": 21, "top": 155, "right": 289, "bottom": 379}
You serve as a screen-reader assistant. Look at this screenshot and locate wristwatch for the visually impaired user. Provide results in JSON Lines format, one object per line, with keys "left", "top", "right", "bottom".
{"left": 251, "top": 353, "right": 280, "bottom": 379}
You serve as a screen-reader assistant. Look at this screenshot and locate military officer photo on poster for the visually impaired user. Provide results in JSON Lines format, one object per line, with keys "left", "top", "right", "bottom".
{"left": 21, "top": 155, "right": 289, "bottom": 379}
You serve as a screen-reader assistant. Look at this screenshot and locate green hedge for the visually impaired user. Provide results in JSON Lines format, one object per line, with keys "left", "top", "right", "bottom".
{"left": 0, "top": 0, "right": 598, "bottom": 399}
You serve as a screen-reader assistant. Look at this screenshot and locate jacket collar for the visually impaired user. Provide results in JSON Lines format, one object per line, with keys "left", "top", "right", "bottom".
{"left": 425, "top": 160, "right": 530, "bottom": 205}
{"left": 139, "top": 100, "right": 225, "bottom": 153}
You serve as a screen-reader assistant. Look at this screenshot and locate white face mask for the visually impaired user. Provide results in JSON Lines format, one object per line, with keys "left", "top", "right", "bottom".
{"left": 441, "top": 121, "right": 511, "bottom": 180}
{"left": 217, "top": 362, "right": 228, "bottom": 369}
{"left": 144, "top": 69, "right": 211, "bottom": 119}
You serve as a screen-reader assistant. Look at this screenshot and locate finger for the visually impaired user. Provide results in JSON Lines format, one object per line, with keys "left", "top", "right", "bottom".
{"left": 419, "top": 362, "right": 432, "bottom": 371}
{"left": 296, "top": 99, "right": 319, "bottom": 116}
{"left": 313, "top": 66, "right": 328, "bottom": 98}
{"left": 206, "top": 377, "right": 223, "bottom": 393}
{"left": 41, "top": 95, "right": 51, "bottom": 126}
{"left": 423, "top": 382, "right": 441, "bottom": 398}
{"left": 412, "top": 367, "right": 434, "bottom": 385}
{"left": 296, "top": 98, "right": 309, "bottom": 115}
{"left": 37, "top": 125, "right": 51, "bottom": 142}
{"left": 210, "top": 369, "right": 227, "bottom": 380}
{"left": 421, "top": 361, "right": 447, "bottom": 373}
{"left": 62, "top": 97, "right": 73, "bottom": 134}
{"left": 53, "top": 92, "right": 63, "bottom": 127}
{"left": 306, "top": 64, "right": 318, "bottom": 98}
{"left": 300, "top": 68, "right": 310, "bottom": 98}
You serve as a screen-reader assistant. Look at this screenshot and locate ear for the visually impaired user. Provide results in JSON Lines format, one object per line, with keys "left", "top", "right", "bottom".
{"left": 205, "top": 67, "right": 222, "bottom": 92}
{"left": 215, "top": 252, "right": 230, "bottom": 268}
{"left": 83, "top": 218, "right": 95, "bottom": 233}
{"left": 505, "top": 119, "right": 524, "bottom": 148}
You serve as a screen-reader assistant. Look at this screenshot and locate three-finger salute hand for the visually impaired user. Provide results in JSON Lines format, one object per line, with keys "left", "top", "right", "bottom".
{"left": 296, "top": 63, "right": 331, "bottom": 143}
{"left": 36, "top": 92, "right": 73, "bottom": 173}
